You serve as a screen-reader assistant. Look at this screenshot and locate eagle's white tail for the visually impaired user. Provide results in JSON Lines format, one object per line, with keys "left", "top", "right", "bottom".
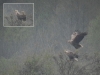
{"left": 74, "top": 58, "right": 78, "bottom": 61}
{"left": 80, "top": 44, "right": 83, "bottom": 48}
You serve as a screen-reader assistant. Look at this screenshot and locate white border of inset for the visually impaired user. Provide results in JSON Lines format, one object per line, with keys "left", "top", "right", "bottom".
{"left": 3, "top": 3, "right": 34, "bottom": 27}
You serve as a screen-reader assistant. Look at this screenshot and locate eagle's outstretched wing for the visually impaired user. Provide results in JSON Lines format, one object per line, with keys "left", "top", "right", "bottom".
{"left": 73, "top": 32, "right": 87, "bottom": 44}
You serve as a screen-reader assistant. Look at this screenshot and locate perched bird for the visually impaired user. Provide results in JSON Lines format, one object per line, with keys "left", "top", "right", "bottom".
{"left": 64, "top": 50, "right": 79, "bottom": 61}
{"left": 15, "top": 10, "right": 26, "bottom": 21}
{"left": 68, "top": 30, "right": 87, "bottom": 49}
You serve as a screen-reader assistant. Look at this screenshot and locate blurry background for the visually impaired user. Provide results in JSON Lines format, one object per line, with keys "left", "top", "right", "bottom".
{"left": 0, "top": 0, "right": 100, "bottom": 75}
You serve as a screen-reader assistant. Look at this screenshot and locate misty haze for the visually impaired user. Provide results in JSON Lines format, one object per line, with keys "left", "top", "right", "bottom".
{"left": 0, "top": 0, "right": 100, "bottom": 75}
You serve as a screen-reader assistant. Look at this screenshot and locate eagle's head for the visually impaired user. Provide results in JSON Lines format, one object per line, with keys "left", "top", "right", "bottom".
{"left": 15, "top": 10, "right": 20, "bottom": 15}
{"left": 64, "top": 50, "right": 70, "bottom": 53}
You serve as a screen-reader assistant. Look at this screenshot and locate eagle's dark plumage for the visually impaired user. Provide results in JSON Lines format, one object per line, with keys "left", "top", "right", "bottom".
{"left": 15, "top": 10, "right": 26, "bottom": 21}
{"left": 68, "top": 30, "right": 87, "bottom": 49}
{"left": 65, "top": 50, "right": 79, "bottom": 61}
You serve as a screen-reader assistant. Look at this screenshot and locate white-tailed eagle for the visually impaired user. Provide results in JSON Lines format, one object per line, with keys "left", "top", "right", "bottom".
{"left": 64, "top": 50, "right": 79, "bottom": 61}
{"left": 68, "top": 30, "right": 87, "bottom": 49}
{"left": 15, "top": 10, "right": 26, "bottom": 21}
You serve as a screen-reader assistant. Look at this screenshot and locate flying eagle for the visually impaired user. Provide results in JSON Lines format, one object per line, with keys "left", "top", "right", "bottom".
{"left": 15, "top": 10, "right": 26, "bottom": 21}
{"left": 64, "top": 50, "right": 79, "bottom": 61}
{"left": 68, "top": 30, "right": 87, "bottom": 49}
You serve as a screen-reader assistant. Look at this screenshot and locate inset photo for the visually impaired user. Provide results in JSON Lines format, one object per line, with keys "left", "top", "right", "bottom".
{"left": 3, "top": 3, "right": 34, "bottom": 27}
